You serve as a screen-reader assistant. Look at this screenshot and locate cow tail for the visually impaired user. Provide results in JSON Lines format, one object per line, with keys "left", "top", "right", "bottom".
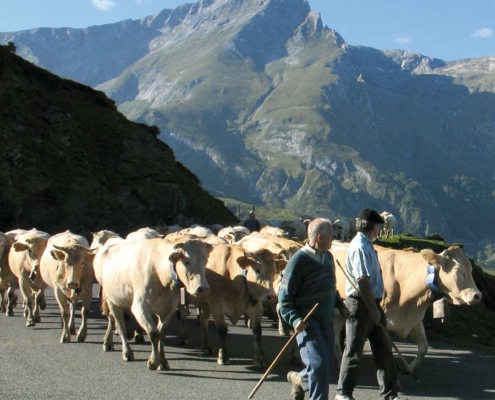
{"left": 100, "top": 287, "right": 110, "bottom": 316}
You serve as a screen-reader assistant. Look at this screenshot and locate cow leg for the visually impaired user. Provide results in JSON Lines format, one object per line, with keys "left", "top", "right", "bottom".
{"left": 68, "top": 301, "right": 77, "bottom": 335}
{"left": 6, "top": 286, "right": 17, "bottom": 316}
{"left": 408, "top": 322, "right": 428, "bottom": 373}
{"left": 177, "top": 304, "right": 189, "bottom": 345}
{"left": 32, "top": 284, "right": 47, "bottom": 323}
{"left": 54, "top": 287, "right": 71, "bottom": 343}
{"left": 213, "top": 313, "right": 230, "bottom": 365}
{"left": 19, "top": 276, "right": 35, "bottom": 326}
{"left": 107, "top": 302, "right": 134, "bottom": 361}
{"left": 131, "top": 300, "right": 160, "bottom": 370}
{"left": 247, "top": 303, "right": 265, "bottom": 369}
{"left": 199, "top": 306, "right": 213, "bottom": 355}
{"left": 277, "top": 303, "right": 291, "bottom": 336}
{"left": 156, "top": 315, "right": 172, "bottom": 371}
{"left": 76, "top": 285, "right": 92, "bottom": 342}
{"left": 102, "top": 314, "right": 116, "bottom": 352}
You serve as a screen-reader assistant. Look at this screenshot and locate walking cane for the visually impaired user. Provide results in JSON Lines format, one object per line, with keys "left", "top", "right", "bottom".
{"left": 336, "top": 260, "right": 419, "bottom": 382}
{"left": 247, "top": 303, "right": 319, "bottom": 399}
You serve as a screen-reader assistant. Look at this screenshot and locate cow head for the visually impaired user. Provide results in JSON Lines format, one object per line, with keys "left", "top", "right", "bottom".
{"left": 169, "top": 240, "right": 211, "bottom": 297}
{"left": 51, "top": 244, "right": 98, "bottom": 290}
{"left": 422, "top": 246, "right": 482, "bottom": 306}
{"left": 237, "top": 248, "right": 278, "bottom": 303}
{"left": 13, "top": 237, "right": 48, "bottom": 284}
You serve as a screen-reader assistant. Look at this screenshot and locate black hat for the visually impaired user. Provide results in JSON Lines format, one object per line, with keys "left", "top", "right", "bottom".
{"left": 357, "top": 208, "right": 384, "bottom": 224}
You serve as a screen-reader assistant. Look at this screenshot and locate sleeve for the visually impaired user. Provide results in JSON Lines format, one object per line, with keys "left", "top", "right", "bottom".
{"left": 277, "top": 256, "right": 303, "bottom": 328}
{"left": 348, "top": 247, "right": 371, "bottom": 280}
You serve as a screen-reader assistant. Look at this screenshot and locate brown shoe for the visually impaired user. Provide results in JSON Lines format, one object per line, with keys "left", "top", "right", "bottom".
{"left": 287, "top": 371, "right": 305, "bottom": 400}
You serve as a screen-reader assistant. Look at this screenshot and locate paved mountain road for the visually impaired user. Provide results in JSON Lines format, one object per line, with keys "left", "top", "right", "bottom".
{"left": 0, "top": 286, "right": 494, "bottom": 400}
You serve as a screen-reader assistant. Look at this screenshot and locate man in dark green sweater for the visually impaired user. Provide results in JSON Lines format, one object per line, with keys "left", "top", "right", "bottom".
{"left": 279, "top": 218, "right": 349, "bottom": 400}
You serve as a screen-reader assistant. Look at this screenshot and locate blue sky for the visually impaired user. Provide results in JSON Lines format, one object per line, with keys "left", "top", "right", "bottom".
{"left": 1, "top": 0, "right": 494, "bottom": 61}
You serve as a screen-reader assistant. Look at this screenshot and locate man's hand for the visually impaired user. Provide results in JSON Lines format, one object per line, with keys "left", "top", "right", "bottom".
{"left": 369, "top": 306, "right": 381, "bottom": 325}
{"left": 339, "top": 307, "right": 351, "bottom": 319}
{"left": 294, "top": 320, "right": 307, "bottom": 333}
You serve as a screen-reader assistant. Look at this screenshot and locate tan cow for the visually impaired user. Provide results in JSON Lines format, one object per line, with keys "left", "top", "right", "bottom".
{"left": 333, "top": 245, "right": 482, "bottom": 372}
{"left": 217, "top": 226, "right": 250, "bottom": 243}
{"left": 179, "top": 244, "right": 284, "bottom": 368}
{"left": 8, "top": 229, "right": 51, "bottom": 326}
{"left": 126, "top": 227, "right": 164, "bottom": 241}
{"left": 39, "top": 231, "right": 97, "bottom": 343}
{"left": 259, "top": 225, "right": 287, "bottom": 238}
{"left": 0, "top": 232, "right": 17, "bottom": 315}
{"left": 95, "top": 238, "right": 211, "bottom": 371}
{"left": 249, "top": 232, "right": 303, "bottom": 259}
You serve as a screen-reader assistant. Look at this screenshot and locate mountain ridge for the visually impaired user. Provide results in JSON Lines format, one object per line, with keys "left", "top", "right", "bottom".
{"left": 2, "top": 0, "right": 495, "bottom": 258}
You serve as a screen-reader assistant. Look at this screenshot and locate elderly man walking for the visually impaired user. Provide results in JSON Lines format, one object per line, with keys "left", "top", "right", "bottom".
{"left": 278, "top": 218, "right": 349, "bottom": 400}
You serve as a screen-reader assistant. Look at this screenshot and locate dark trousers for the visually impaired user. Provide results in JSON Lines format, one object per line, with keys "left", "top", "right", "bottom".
{"left": 297, "top": 322, "right": 335, "bottom": 400}
{"left": 337, "top": 298, "right": 398, "bottom": 400}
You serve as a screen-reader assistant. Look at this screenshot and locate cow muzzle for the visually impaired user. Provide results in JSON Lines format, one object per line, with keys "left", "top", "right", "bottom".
{"left": 193, "top": 286, "right": 210, "bottom": 297}
{"left": 67, "top": 281, "right": 80, "bottom": 290}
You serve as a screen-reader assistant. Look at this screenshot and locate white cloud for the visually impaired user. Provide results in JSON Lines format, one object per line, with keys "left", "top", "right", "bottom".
{"left": 471, "top": 27, "right": 493, "bottom": 39}
{"left": 92, "top": 0, "right": 117, "bottom": 12}
{"left": 394, "top": 35, "right": 411, "bottom": 46}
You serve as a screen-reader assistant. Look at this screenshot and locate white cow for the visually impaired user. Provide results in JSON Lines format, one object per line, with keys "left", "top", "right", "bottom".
{"left": 95, "top": 238, "right": 211, "bottom": 370}
{"left": 126, "top": 227, "right": 164, "bottom": 241}
{"left": 0, "top": 232, "right": 17, "bottom": 315}
{"left": 40, "top": 231, "right": 97, "bottom": 343}
{"left": 8, "top": 229, "right": 51, "bottom": 326}
{"left": 333, "top": 219, "right": 351, "bottom": 242}
{"left": 379, "top": 212, "right": 397, "bottom": 239}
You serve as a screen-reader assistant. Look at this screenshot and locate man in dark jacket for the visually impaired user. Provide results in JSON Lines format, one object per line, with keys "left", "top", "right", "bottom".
{"left": 279, "top": 218, "right": 349, "bottom": 400}
{"left": 244, "top": 210, "right": 261, "bottom": 232}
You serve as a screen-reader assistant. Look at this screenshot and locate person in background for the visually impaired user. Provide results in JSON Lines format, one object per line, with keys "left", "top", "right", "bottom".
{"left": 279, "top": 218, "right": 349, "bottom": 400}
{"left": 335, "top": 209, "right": 400, "bottom": 400}
{"left": 244, "top": 210, "right": 261, "bottom": 232}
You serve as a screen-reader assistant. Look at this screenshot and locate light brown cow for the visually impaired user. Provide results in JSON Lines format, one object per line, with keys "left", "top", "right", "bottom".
{"left": 8, "top": 229, "right": 51, "bottom": 326}
{"left": 0, "top": 232, "right": 17, "bottom": 315}
{"left": 249, "top": 232, "right": 303, "bottom": 259}
{"left": 179, "top": 243, "right": 284, "bottom": 368}
{"left": 259, "top": 225, "right": 287, "bottom": 238}
{"left": 95, "top": 238, "right": 211, "bottom": 371}
{"left": 333, "top": 245, "right": 482, "bottom": 372}
{"left": 39, "top": 231, "right": 97, "bottom": 343}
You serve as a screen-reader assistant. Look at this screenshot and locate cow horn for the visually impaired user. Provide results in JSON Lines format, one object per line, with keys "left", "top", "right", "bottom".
{"left": 173, "top": 243, "right": 185, "bottom": 250}
{"left": 52, "top": 244, "right": 69, "bottom": 252}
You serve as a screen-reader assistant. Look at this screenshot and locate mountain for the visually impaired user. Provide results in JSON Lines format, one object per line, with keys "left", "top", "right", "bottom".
{"left": 2, "top": 0, "right": 495, "bottom": 256}
{"left": 0, "top": 44, "right": 237, "bottom": 235}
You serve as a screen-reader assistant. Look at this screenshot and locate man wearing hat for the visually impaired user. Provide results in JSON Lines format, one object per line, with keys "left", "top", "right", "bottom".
{"left": 335, "top": 209, "right": 400, "bottom": 400}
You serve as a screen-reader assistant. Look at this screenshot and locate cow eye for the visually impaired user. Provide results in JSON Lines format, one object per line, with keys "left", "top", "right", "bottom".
{"left": 255, "top": 268, "right": 261, "bottom": 274}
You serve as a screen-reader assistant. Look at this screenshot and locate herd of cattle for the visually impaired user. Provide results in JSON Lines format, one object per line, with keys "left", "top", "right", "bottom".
{"left": 0, "top": 217, "right": 482, "bottom": 376}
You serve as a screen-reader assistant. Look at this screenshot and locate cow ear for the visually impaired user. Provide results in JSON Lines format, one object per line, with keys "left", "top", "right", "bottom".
{"left": 50, "top": 250, "right": 67, "bottom": 261}
{"left": 169, "top": 249, "right": 185, "bottom": 263}
{"left": 275, "top": 257, "right": 287, "bottom": 273}
{"left": 421, "top": 249, "right": 442, "bottom": 266}
{"left": 13, "top": 242, "right": 30, "bottom": 252}
{"left": 237, "top": 254, "right": 256, "bottom": 270}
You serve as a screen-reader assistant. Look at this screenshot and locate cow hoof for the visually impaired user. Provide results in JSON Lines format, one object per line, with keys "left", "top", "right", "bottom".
{"left": 26, "top": 320, "right": 35, "bottom": 327}
{"left": 34, "top": 316, "right": 41, "bottom": 323}
{"left": 157, "top": 362, "right": 170, "bottom": 371}
{"left": 77, "top": 334, "right": 86, "bottom": 343}
{"left": 103, "top": 344, "right": 114, "bottom": 352}
{"left": 23, "top": 309, "right": 28, "bottom": 318}
{"left": 123, "top": 352, "right": 134, "bottom": 362}
{"left": 253, "top": 359, "right": 266, "bottom": 369}
{"left": 147, "top": 360, "right": 158, "bottom": 370}
{"left": 135, "top": 334, "right": 145, "bottom": 344}
{"left": 6, "top": 310, "right": 14, "bottom": 317}
{"left": 217, "top": 358, "right": 231, "bottom": 365}
{"left": 60, "top": 335, "right": 71, "bottom": 344}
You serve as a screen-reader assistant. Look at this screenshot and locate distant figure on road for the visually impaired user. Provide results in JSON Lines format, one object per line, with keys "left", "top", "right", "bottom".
{"left": 244, "top": 210, "right": 261, "bottom": 232}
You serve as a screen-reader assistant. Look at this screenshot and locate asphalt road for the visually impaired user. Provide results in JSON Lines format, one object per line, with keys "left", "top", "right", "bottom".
{"left": 0, "top": 286, "right": 494, "bottom": 400}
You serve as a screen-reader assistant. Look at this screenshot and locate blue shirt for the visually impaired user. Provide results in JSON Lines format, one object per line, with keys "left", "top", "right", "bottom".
{"left": 345, "top": 232, "right": 384, "bottom": 299}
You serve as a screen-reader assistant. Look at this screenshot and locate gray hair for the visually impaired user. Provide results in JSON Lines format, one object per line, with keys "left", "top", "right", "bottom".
{"left": 356, "top": 218, "right": 377, "bottom": 233}
{"left": 307, "top": 218, "right": 333, "bottom": 242}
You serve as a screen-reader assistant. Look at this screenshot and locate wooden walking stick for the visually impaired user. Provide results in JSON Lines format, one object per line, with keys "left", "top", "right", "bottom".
{"left": 247, "top": 303, "right": 319, "bottom": 399}
{"left": 336, "top": 260, "right": 419, "bottom": 382}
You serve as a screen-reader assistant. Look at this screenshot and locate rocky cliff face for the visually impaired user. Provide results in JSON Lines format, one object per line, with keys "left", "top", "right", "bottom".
{"left": 2, "top": 0, "right": 495, "bottom": 255}
{"left": 0, "top": 45, "right": 237, "bottom": 236}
